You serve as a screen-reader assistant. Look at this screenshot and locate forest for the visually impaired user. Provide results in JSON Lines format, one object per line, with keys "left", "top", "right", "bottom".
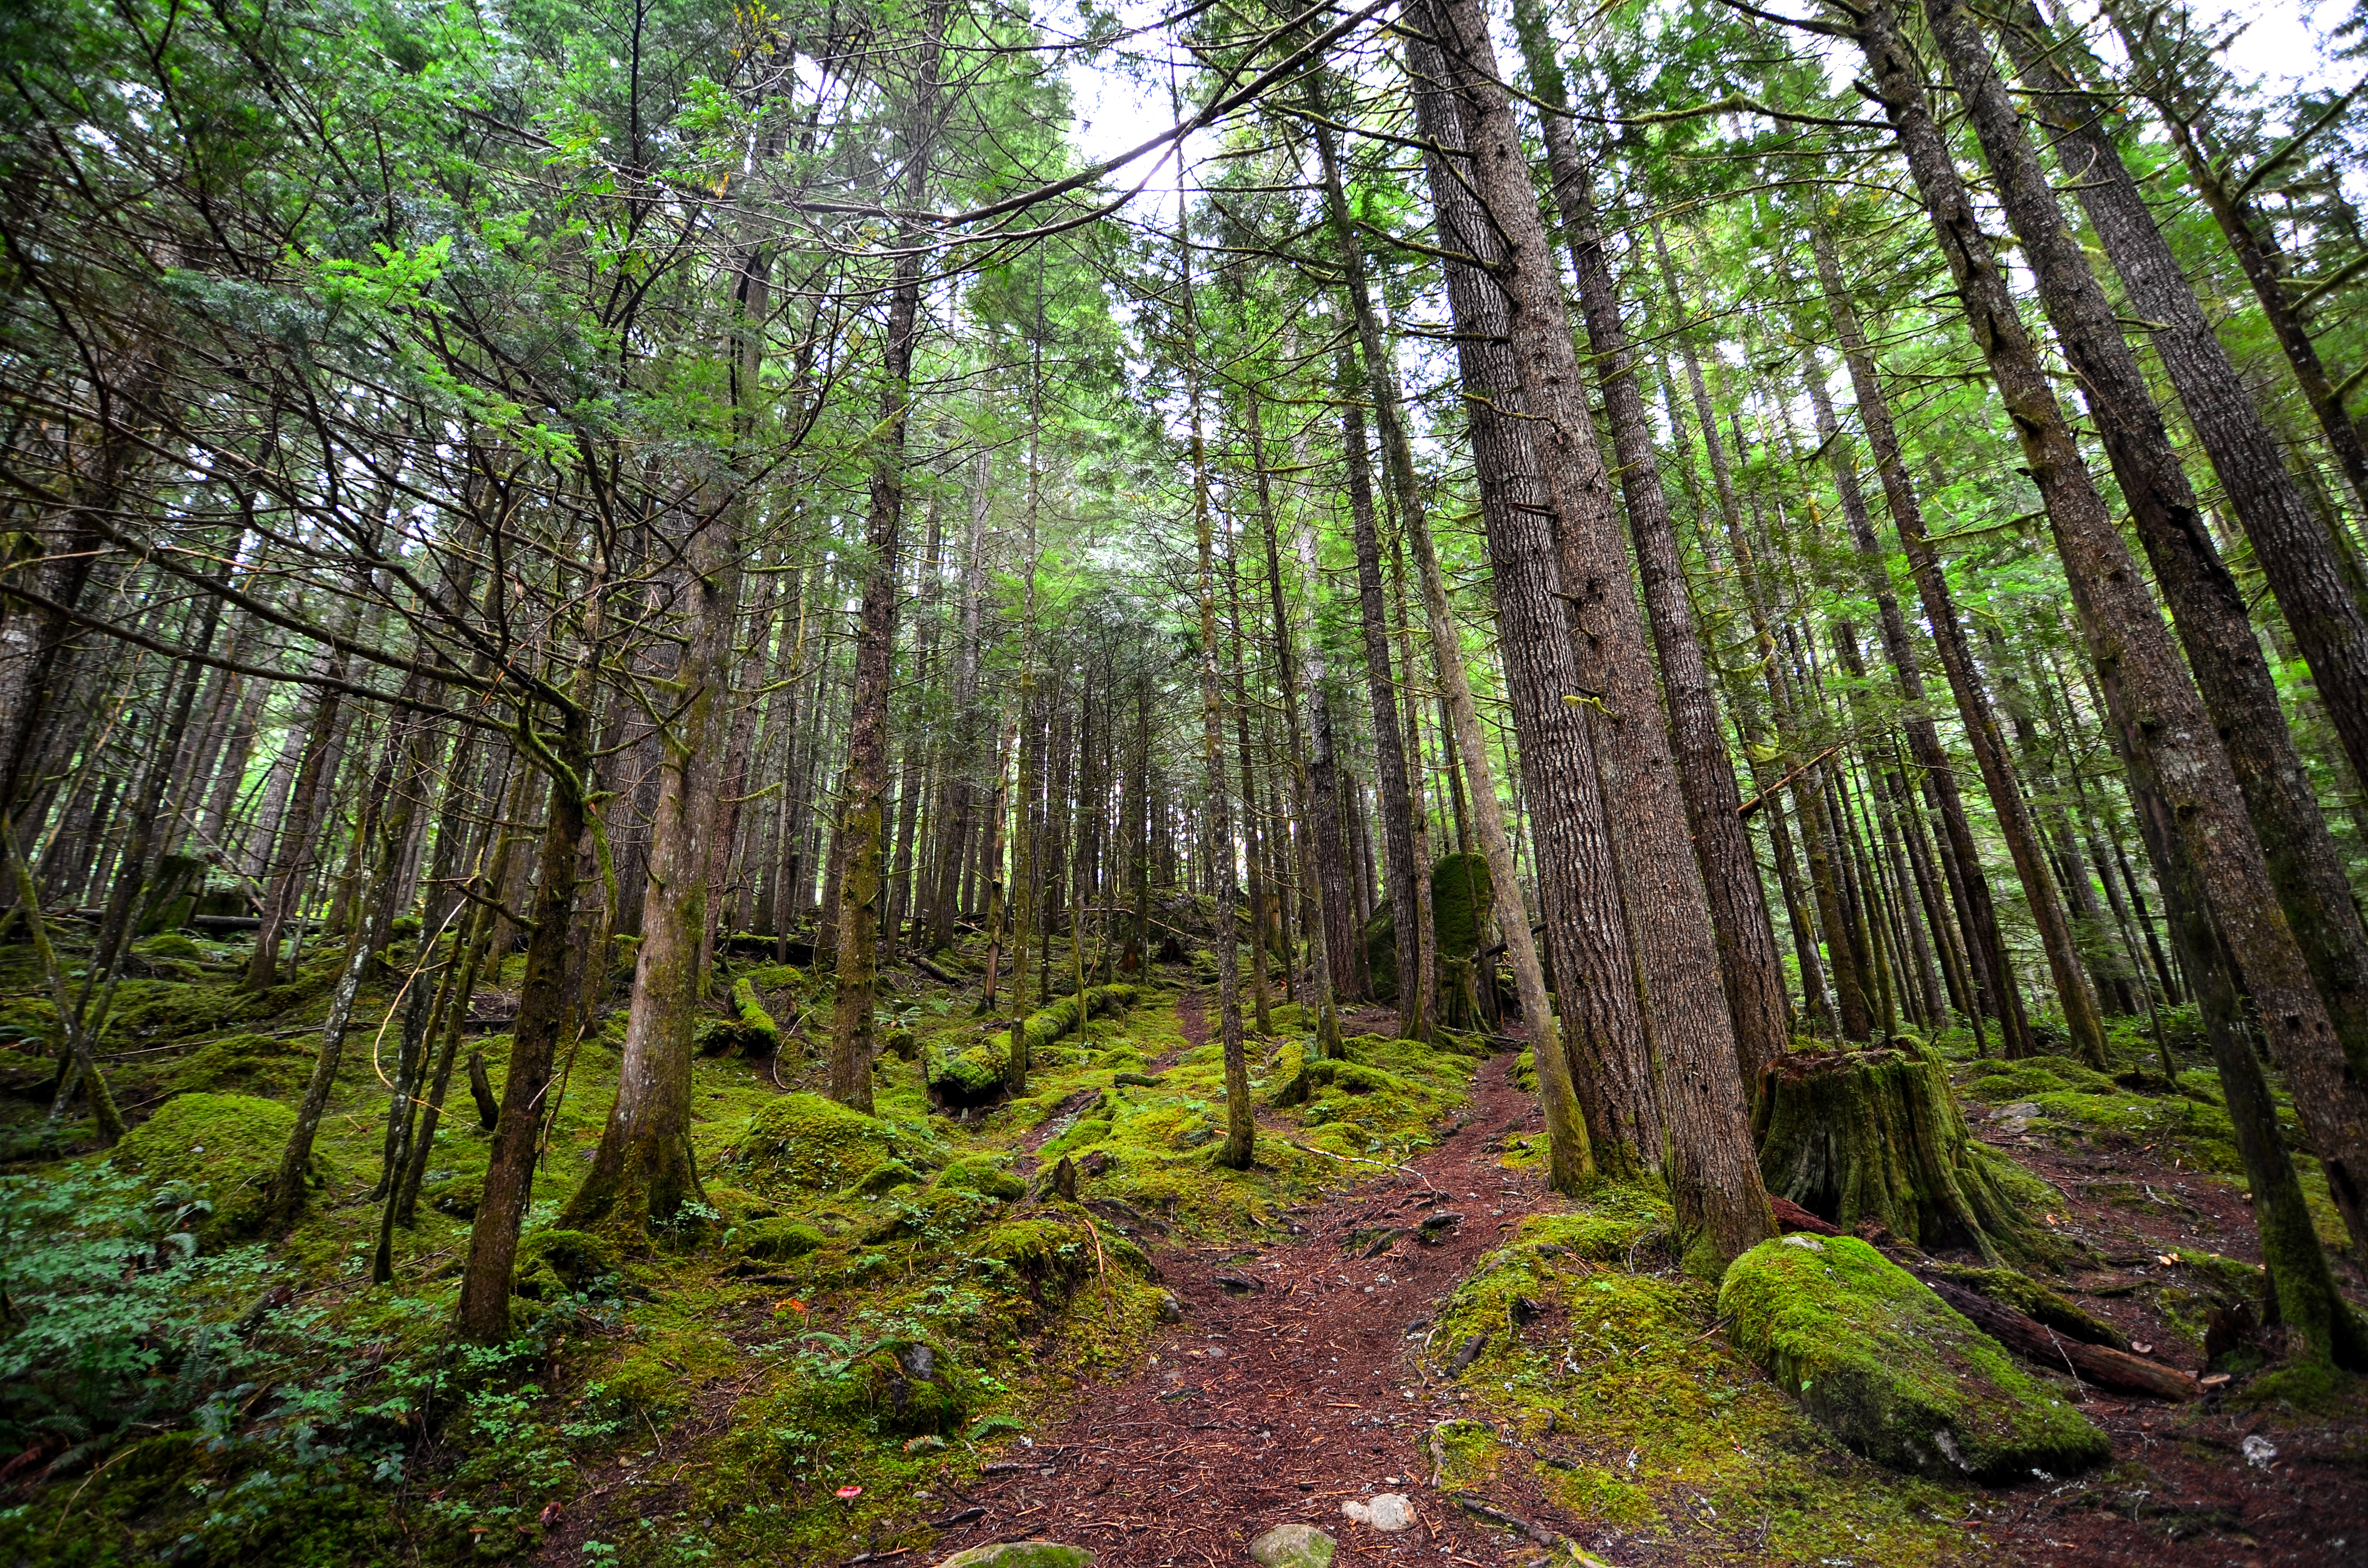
{"left": 0, "top": 0, "right": 2365, "bottom": 1559}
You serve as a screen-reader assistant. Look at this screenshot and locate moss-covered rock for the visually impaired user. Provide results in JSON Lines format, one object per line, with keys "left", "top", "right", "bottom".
{"left": 726, "top": 1092, "right": 941, "bottom": 1195}
{"left": 934, "top": 1156, "right": 1025, "bottom": 1201}
{"left": 822, "top": 1336, "right": 972, "bottom": 1435}
{"left": 112, "top": 1091, "right": 312, "bottom": 1246}
{"left": 937, "top": 1542, "right": 1092, "bottom": 1568}
{"left": 738, "top": 1216, "right": 827, "bottom": 1262}
{"left": 513, "top": 1228, "right": 620, "bottom": 1300}
{"left": 165, "top": 1031, "right": 316, "bottom": 1098}
{"left": 1720, "top": 1235, "right": 2108, "bottom": 1482}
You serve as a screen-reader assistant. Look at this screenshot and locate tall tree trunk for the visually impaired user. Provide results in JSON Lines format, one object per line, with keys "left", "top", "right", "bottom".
{"left": 1851, "top": 0, "right": 2368, "bottom": 1251}
{"left": 1924, "top": 0, "right": 2368, "bottom": 1126}
{"left": 1511, "top": 0, "right": 1791, "bottom": 1091}
{"left": 1226, "top": 538, "right": 1274, "bottom": 1036}
{"left": 564, "top": 520, "right": 740, "bottom": 1228}
{"left": 1338, "top": 368, "right": 1426, "bottom": 1041}
{"left": 1398, "top": 24, "right": 1658, "bottom": 1173}
{"left": 1172, "top": 176, "right": 1253, "bottom": 1171}
{"left": 1246, "top": 394, "right": 1343, "bottom": 1058}
{"left": 454, "top": 691, "right": 593, "bottom": 1341}
{"left": 1807, "top": 220, "right": 2043, "bottom": 1056}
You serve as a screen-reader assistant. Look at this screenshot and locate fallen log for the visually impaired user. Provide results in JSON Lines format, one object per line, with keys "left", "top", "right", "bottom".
{"left": 1924, "top": 1276, "right": 2196, "bottom": 1401}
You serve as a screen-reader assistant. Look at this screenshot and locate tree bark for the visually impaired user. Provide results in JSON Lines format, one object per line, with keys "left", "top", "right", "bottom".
{"left": 564, "top": 518, "right": 739, "bottom": 1229}
{"left": 1852, "top": 0, "right": 2368, "bottom": 1251}
{"left": 1926, "top": 0, "right": 2368, "bottom": 1130}
{"left": 453, "top": 687, "right": 593, "bottom": 1342}
{"left": 1398, "top": 20, "right": 1655, "bottom": 1172}
{"left": 1807, "top": 221, "right": 2044, "bottom": 1057}
{"left": 1338, "top": 373, "right": 1426, "bottom": 1041}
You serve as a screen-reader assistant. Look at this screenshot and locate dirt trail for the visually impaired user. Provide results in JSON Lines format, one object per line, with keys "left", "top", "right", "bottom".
{"left": 930, "top": 1047, "right": 1557, "bottom": 1568}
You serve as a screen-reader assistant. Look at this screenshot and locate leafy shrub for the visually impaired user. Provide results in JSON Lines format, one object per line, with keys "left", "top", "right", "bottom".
{"left": 0, "top": 1168, "right": 270, "bottom": 1465}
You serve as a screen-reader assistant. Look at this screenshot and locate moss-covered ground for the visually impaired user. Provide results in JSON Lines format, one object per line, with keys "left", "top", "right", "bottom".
{"left": 1, "top": 930, "right": 2361, "bottom": 1567}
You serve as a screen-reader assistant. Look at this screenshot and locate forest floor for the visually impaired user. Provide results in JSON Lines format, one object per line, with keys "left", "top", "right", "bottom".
{"left": 0, "top": 926, "right": 2364, "bottom": 1568}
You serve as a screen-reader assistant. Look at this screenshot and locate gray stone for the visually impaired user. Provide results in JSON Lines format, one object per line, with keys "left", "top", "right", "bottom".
{"left": 936, "top": 1544, "right": 1092, "bottom": 1568}
{"left": 1341, "top": 1494, "right": 1417, "bottom": 1532}
{"left": 1248, "top": 1523, "right": 1336, "bottom": 1568}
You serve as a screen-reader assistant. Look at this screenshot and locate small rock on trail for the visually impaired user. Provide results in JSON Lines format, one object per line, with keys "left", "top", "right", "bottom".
{"left": 1339, "top": 1494, "right": 1416, "bottom": 1532}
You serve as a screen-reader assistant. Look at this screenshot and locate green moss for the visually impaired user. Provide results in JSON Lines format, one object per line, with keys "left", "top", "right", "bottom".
{"left": 848, "top": 1159, "right": 923, "bottom": 1196}
{"left": 1959, "top": 1054, "right": 2119, "bottom": 1103}
{"left": 699, "top": 977, "right": 780, "bottom": 1056}
{"left": 740, "top": 1217, "right": 827, "bottom": 1262}
{"left": 934, "top": 1156, "right": 1025, "bottom": 1201}
{"left": 1720, "top": 1234, "right": 2109, "bottom": 1482}
{"left": 165, "top": 1031, "right": 316, "bottom": 1098}
{"left": 1919, "top": 1262, "right": 2126, "bottom": 1350}
{"left": 513, "top": 1228, "right": 619, "bottom": 1299}
{"left": 1364, "top": 897, "right": 1398, "bottom": 1003}
{"left": 112, "top": 1091, "right": 312, "bottom": 1245}
{"left": 1420, "top": 1198, "right": 1959, "bottom": 1565}
{"left": 1430, "top": 852, "right": 1490, "bottom": 959}
{"left": 724, "top": 1091, "right": 942, "bottom": 1197}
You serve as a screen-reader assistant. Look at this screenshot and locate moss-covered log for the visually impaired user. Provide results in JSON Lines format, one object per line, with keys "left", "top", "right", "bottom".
{"left": 929, "top": 984, "right": 1139, "bottom": 1108}
{"left": 1753, "top": 1040, "right": 2037, "bottom": 1260}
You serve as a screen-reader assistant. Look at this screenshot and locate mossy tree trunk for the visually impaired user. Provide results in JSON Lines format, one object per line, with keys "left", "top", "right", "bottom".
{"left": 1754, "top": 1041, "right": 2028, "bottom": 1261}
{"left": 564, "top": 512, "right": 739, "bottom": 1234}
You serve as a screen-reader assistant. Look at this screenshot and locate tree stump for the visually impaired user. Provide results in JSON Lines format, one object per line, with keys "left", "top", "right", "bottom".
{"left": 1753, "top": 1040, "right": 2031, "bottom": 1259}
{"left": 1431, "top": 853, "right": 1496, "bottom": 1031}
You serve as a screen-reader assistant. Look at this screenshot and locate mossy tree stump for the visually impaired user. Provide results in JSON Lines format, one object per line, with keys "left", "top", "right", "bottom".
{"left": 1430, "top": 853, "right": 1497, "bottom": 1032}
{"left": 1753, "top": 1040, "right": 2032, "bottom": 1260}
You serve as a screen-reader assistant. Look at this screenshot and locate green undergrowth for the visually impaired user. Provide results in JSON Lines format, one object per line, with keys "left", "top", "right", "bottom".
{"left": 0, "top": 924, "right": 1487, "bottom": 1567}
{"left": 1421, "top": 1188, "right": 1963, "bottom": 1565}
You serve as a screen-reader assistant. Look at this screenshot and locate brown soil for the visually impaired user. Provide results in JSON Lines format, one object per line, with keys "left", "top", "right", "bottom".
{"left": 1947, "top": 1113, "right": 2368, "bottom": 1565}
{"left": 920, "top": 1038, "right": 1563, "bottom": 1568}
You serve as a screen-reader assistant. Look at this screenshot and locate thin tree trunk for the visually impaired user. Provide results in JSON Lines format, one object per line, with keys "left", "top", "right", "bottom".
{"left": 1808, "top": 221, "right": 2044, "bottom": 1056}
{"left": 1512, "top": 0, "right": 1791, "bottom": 1091}
{"left": 1854, "top": 0, "right": 2368, "bottom": 1250}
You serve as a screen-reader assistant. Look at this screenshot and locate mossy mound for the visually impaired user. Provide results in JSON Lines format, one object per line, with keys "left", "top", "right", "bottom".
{"left": 934, "top": 1156, "right": 1025, "bottom": 1201}
{"left": 103, "top": 979, "right": 268, "bottom": 1045}
{"left": 112, "top": 1091, "right": 313, "bottom": 1246}
{"left": 1959, "top": 1054, "right": 2120, "bottom": 1104}
{"left": 847, "top": 1159, "right": 923, "bottom": 1196}
{"left": 164, "top": 1031, "right": 316, "bottom": 1098}
{"left": 513, "top": 1228, "right": 619, "bottom": 1300}
{"left": 725, "top": 1092, "right": 942, "bottom": 1197}
{"left": 738, "top": 1216, "right": 827, "bottom": 1262}
{"left": 1720, "top": 1235, "right": 2109, "bottom": 1483}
